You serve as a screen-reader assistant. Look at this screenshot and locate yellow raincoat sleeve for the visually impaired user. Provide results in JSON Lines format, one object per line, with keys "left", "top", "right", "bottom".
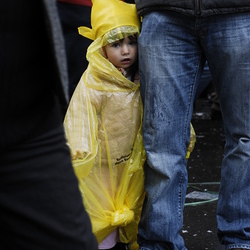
{"left": 64, "top": 75, "right": 99, "bottom": 179}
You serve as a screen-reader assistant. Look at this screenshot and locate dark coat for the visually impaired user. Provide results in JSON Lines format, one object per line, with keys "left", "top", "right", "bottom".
{"left": 0, "top": 0, "right": 69, "bottom": 149}
{"left": 135, "top": 0, "right": 250, "bottom": 17}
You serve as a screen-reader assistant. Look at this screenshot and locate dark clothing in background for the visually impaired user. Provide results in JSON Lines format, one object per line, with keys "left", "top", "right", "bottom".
{"left": 0, "top": 0, "right": 68, "bottom": 149}
{"left": 0, "top": 1, "right": 98, "bottom": 249}
{"left": 57, "top": 1, "right": 92, "bottom": 99}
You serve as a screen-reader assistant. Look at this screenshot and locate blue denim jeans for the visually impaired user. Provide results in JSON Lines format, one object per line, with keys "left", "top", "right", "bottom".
{"left": 138, "top": 11, "right": 250, "bottom": 250}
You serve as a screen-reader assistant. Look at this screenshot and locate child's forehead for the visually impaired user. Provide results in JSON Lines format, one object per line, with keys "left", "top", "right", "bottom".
{"left": 101, "top": 26, "right": 139, "bottom": 47}
{"left": 109, "top": 36, "right": 134, "bottom": 44}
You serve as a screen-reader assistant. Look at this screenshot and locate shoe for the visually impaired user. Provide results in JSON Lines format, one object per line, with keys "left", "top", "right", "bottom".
{"left": 107, "top": 242, "right": 128, "bottom": 250}
{"left": 114, "top": 242, "right": 129, "bottom": 250}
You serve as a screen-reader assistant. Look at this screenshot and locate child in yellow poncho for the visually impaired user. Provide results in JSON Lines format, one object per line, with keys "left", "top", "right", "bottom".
{"left": 64, "top": 1, "right": 145, "bottom": 249}
{"left": 63, "top": 0, "right": 196, "bottom": 249}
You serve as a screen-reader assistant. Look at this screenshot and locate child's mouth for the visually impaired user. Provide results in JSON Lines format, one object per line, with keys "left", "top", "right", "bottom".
{"left": 121, "top": 59, "right": 130, "bottom": 64}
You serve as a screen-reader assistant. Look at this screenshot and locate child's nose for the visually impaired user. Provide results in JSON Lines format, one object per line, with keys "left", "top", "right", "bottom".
{"left": 121, "top": 45, "right": 129, "bottom": 54}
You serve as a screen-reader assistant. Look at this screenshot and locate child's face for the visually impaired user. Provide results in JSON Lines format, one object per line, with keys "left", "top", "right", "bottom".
{"left": 104, "top": 36, "right": 138, "bottom": 70}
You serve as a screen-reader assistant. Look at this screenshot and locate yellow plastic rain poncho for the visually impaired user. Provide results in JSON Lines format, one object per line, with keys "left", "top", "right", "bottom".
{"left": 64, "top": 0, "right": 196, "bottom": 249}
{"left": 64, "top": 1, "right": 145, "bottom": 249}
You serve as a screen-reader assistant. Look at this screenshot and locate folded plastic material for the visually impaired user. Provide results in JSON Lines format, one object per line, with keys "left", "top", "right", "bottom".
{"left": 64, "top": 26, "right": 145, "bottom": 249}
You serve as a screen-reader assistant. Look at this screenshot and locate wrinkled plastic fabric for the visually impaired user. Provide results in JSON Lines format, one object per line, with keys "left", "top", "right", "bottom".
{"left": 64, "top": 27, "right": 145, "bottom": 249}
{"left": 78, "top": 0, "right": 140, "bottom": 40}
{"left": 186, "top": 124, "right": 196, "bottom": 159}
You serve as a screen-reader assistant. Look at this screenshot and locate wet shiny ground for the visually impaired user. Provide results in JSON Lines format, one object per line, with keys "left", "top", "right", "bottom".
{"left": 182, "top": 98, "right": 225, "bottom": 250}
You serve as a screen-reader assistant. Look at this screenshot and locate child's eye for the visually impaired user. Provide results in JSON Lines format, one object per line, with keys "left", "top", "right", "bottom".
{"left": 111, "top": 43, "right": 120, "bottom": 48}
{"left": 129, "top": 41, "right": 137, "bottom": 46}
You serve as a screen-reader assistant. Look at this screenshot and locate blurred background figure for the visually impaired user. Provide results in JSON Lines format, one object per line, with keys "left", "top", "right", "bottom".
{"left": 0, "top": 1, "right": 98, "bottom": 249}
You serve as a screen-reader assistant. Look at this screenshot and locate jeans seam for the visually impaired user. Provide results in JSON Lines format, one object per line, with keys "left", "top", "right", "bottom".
{"left": 178, "top": 172, "right": 184, "bottom": 224}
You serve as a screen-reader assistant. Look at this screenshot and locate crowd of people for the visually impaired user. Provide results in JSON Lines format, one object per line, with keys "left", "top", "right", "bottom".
{"left": 1, "top": 0, "right": 250, "bottom": 250}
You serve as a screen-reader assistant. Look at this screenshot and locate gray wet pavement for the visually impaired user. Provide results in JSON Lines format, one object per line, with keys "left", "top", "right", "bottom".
{"left": 181, "top": 97, "right": 225, "bottom": 250}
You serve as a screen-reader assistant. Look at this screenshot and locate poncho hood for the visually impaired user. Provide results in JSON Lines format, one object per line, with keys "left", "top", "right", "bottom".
{"left": 78, "top": 0, "right": 140, "bottom": 40}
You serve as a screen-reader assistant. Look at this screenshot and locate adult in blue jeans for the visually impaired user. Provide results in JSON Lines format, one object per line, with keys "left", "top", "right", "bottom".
{"left": 134, "top": 1, "right": 250, "bottom": 250}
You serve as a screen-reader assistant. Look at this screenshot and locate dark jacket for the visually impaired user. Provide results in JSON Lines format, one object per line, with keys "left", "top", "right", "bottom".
{"left": 0, "top": 0, "right": 68, "bottom": 149}
{"left": 135, "top": 0, "right": 250, "bottom": 17}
